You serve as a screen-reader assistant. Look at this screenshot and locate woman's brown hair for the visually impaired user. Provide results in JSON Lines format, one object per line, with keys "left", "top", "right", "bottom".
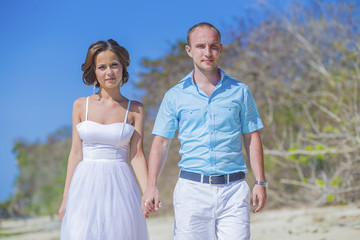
{"left": 82, "top": 39, "right": 130, "bottom": 87}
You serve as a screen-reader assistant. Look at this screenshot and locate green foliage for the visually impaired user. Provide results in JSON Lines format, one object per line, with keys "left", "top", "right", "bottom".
{"left": 288, "top": 146, "right": 298, "bottom": 152}
{"left": 3, "top": 0, "right": 360, "bottom": 217}
{"left": 299, "top": 156, "right": 309, "bottom": 163}
{"left": 302, "top": 178, "right": 309, "bottom": 183}
{"left": 314, "top": 144, "right": 325, "bottom": 151}
{"left": 331, "top": 176, "right": 342, "bottom": 188}
{"left": 305, "top": 145, "right": 313, "bottom": 151}
{"left": 325, "top": 195, "right": 335, "bottom": 203}
{"left": 316, "top": 179, "right": 325, "bottom": 187}
{"left": 135, "top": 0, "right": 360, "bottom": 208}
{"left": 264, "top": 155, "right": 276, "bottom": 171}
{"left": 8, "top": 126, "right": 71, "bottom": 216}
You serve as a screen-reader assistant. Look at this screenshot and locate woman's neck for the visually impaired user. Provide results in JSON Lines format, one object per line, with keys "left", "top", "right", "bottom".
{"left": 97, "top": 86, "right": 124, "bottom": 102}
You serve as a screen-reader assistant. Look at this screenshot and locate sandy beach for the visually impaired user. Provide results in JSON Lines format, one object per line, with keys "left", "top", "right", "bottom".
{"left": 0, "top": 204, "right": 359, "bottom": 240}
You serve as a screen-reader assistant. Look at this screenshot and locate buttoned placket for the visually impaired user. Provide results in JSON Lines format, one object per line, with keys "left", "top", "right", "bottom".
{"left": 208, "top": 96, "right": 215, "bottom": 170}
{"left": 192, "top": 75, "right": 225, "bottom": 173}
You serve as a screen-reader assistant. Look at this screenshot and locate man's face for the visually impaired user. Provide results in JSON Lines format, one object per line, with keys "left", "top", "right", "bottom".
{"left": 185, "top": 26, "right": 222, "bottom": 73}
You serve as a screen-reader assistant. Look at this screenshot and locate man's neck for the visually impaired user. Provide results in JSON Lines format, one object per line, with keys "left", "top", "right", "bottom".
{"left": 192, "top": 68, "right": 221, "bottom": 97}
{"left": 193, "top": 67, "right": 221, "bottom": 87}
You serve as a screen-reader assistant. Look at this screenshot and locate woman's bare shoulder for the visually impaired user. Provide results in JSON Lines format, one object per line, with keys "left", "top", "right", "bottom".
{"left": 129, "top": 100, "right": 144, "bottom": 114}
{"left": 72, "top": 97, "right": 88, "bottom": 115}
{"left": 73, "top": 96, "right": 88, "bottom": 107}
{"left": 129, "top": 100, "right": 144, "bottom": 108}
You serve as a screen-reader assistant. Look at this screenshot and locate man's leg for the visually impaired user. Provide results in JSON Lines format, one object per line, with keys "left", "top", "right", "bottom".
{"left": 173, "top": 178, "right": 216, "bottom": 240}
{"left": 215, "top": 180, "right": 251, "bottom": 240}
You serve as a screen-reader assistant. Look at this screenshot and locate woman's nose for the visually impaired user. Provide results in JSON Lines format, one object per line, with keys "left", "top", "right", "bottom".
{"left": 106, "top": 66, "right": 114, "bottom": 75}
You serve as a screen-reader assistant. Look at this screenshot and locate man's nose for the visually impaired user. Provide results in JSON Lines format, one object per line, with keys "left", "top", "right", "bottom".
{"left": 204, "top": 46, "right": 211, "bottom": 56}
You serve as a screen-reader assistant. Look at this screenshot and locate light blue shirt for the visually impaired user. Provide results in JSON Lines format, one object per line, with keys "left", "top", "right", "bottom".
{"left": 152, "top": 69, "right": 264, "bottom": 175}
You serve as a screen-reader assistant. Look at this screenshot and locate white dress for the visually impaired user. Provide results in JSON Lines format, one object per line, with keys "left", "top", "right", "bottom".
{"left": 60, "top": 97, "right": 149, "bottom": 240}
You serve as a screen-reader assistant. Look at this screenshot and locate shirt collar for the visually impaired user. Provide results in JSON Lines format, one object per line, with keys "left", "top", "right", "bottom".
{"left": 180, "top": 68, "right": 227, "bottom": 89}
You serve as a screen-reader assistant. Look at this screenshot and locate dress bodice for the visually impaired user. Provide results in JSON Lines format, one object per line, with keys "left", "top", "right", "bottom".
{"left": 76, "top": 97, "right": 134, "bottom": 161}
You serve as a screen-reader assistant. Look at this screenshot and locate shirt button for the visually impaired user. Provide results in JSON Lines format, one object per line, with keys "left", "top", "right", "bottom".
{"left": 210, "top": 131, "right": 214, "bottom": 134}
{"left": 210, "top": 148, "right": 214, "bottom": 151}
{"left": 209, "top": 115, "right": 212, "bottom": 119}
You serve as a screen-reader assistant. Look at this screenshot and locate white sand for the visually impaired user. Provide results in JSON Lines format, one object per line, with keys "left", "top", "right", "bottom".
{"left": 0, "top": 204, "right": 359, "bottom": 239}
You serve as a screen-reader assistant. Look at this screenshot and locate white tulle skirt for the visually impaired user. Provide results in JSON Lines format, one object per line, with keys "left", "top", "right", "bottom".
{"left": 60, "top": 159, "right": 149, "bottom": 240}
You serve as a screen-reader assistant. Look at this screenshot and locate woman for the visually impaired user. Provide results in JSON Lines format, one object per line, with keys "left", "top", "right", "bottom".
{"left": 59, "top": 39, "right": 150, "bottom": 239}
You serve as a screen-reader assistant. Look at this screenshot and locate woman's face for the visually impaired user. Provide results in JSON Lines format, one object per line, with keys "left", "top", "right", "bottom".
{"left": 95, "top": 50, "right": 123, "bottom": 89}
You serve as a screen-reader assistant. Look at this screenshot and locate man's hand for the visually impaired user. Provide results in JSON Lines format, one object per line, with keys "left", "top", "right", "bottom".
{"left": 142, "top": 186, "right": 161, "bottom": 218}
{"left": 252, "top": 184, "right": 267, "bottom": 213}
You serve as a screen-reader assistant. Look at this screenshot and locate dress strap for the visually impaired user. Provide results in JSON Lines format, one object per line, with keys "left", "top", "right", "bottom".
{"left": 85, "top": 97, "right": 89, "bottom": 121}
{"left": 119, "top": 100, "right": 131, "bottom": 140}
{"left": 124, "top": 100, "right": 131, "bottom": 124}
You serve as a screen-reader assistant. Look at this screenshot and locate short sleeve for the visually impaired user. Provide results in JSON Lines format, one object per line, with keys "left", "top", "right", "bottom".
{"left": 240, "top": 86, "right": 264, "bottom": 133}
{"left": 152, "top": 91, "right": 178, "bottom": 139}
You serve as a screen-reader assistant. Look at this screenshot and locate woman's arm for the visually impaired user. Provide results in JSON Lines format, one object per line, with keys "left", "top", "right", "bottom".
{"left": 129, "top": 101, "right": 148, "bottom": 194}
{"left": 58, "top": 98, "right": 84, "bottom": 220}
{"left": 143, "top": 135, "right": 171, "bottom": 213}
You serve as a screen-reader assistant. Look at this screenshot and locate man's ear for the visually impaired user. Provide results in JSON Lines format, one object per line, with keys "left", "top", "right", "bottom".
{"left": 185, "top": 44, "right": 192, "bottom": 57}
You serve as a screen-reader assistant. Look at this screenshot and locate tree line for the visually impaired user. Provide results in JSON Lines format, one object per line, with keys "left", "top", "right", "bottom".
{"left": 3, "top": 0, "right": 359, "bottom": 217}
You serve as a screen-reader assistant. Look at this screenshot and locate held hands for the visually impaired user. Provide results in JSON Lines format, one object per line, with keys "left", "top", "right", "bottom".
{"left": 252, "top": 184, "right": 267, "bottom": 213}
{"left": 141, "top": 187, "right": 162, "bottom": 218}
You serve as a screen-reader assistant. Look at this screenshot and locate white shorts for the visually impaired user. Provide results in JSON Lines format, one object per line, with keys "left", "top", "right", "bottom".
{"left": 173, "top": 178, "right": 251, "bottom": 240}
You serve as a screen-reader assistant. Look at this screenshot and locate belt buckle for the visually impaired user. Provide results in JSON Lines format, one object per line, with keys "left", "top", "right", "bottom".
{"left": 209, "top": 175, "right": 221, "bottom": 185}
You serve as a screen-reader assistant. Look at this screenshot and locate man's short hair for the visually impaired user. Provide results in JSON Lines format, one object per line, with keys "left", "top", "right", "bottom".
{"left": 187, "top": 22, "right": 221, "bottom": 46}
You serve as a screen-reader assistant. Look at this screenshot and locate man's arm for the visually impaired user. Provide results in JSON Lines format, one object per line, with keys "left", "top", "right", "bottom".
{"left": 142, "top": 135, "right": 171, "bottom": 217}
{"left": 243, "top": 130, "right": 267, "bottom": 213}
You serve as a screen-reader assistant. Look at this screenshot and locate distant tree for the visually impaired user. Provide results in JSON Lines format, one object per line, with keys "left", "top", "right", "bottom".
{"left": 221, "top": 0, "right": 360, "bottom": 206}
{"left": 10, "top": 126, "right": 71, "bottom": 216}
{"left": 136, "top": 0, "right": 360, "bottom": 208}
{"left": 4, "top": 0, "right": 360, "bottom": 218}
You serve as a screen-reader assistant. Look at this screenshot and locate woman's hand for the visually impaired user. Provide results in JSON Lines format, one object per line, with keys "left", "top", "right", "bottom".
{"left": 142, "top": 188, "right": 162, "bottom": 218}
{"left": 58, "top": 198, "right": 67, "bottom": 220}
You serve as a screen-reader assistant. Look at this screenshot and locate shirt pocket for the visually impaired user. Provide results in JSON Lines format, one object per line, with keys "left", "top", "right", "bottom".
{"left": 179, "top": 108, "right": 203, "bottom": 133}
{"left": 216, "top": 105, "right": 241, "bottom": 132}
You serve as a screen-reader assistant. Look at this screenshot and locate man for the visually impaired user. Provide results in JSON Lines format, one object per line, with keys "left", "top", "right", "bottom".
{"left": 143, "top": 22, "right": 267, "bottom": 240}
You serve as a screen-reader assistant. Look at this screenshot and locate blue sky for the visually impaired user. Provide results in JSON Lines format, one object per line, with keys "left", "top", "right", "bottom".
{"left": 0, "top": 0, "right": 293, "bottom": 201}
